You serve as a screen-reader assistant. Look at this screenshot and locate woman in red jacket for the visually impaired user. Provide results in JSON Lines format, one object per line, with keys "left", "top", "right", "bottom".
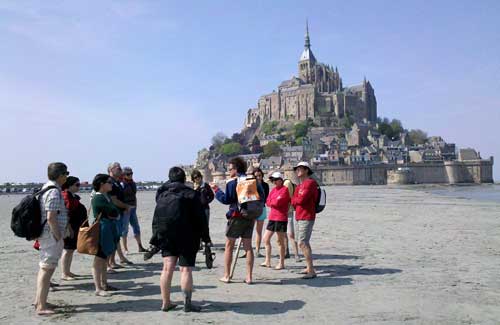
{"left": 261, "top": 172, "right": 291, "bottom": 270}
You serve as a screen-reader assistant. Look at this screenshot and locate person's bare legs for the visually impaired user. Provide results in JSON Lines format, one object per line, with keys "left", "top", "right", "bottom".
{"left": 116, "top": 244, "right": 131, "bottom": 264}
{"left": 122, "top": 236, "right": 129, "bottom": 253}
{"left": 35, "top": 267, "right": 56, "bottom": 315}
{"left": 276, "top": 232, "right": 286, "bottom": 269}
{"left": 160, "top": 256, "right": 177, "bottom": 310}
{"left": 262, "top": 230, "right": 273, "bottom": 267}
{"left": 180, "top": 266, "right": 200, "bottom": 312}
{"left": 108, "top": 252, "right": 117, "bottom": 268}
{"left": 300, "top": 241, "right": 316, "bottom": 275}
{"left": 92, "top": 256, "right": 108, "bottom": 296}
{"left": 255, "top": 220, "right": 264, "bottom": 257}
{"left": 220, "top": 238, "right": 235, "bottom": 282}
{"left": 61, "top": 249, "right": 75, "bottom": 279}
{"left": 100, "top": 258, "right": 108, "bottom": 287}
{"left": 242, "top": 238, "right": 254, "bottom": 284}
{"left": 134, "top": 234, "right": 145, "bottom": 251}
{"left": 289, "top": 232, "right": 300, "bottom": 259}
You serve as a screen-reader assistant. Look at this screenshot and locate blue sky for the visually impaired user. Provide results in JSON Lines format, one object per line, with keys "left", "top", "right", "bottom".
{"left": 1, "top": 1, "right": 499, "bottom": 182}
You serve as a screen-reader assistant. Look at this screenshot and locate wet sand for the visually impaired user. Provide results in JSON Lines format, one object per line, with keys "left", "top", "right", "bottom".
{"left": 1, "top": 186, "right": 499, "bottom": 324}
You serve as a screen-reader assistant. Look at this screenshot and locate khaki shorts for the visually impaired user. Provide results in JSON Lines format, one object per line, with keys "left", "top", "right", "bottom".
{"left": 38, "top": 229, "right": 64, "bottom": 269}
{"left": 297, "top": 220, "right": 315, "bottom": 245}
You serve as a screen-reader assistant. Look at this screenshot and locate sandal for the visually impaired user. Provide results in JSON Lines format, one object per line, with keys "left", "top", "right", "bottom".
{"left": 302, "top": 273, "right": 317, "bottom": 279}
{"left": 274, "top": 265, "right": 285, "bottom": 270}
{"left": 219, "top": 277, "right": 231, "bottom": 284}
{"left": 260, "top": 263, "right": 271, "bottom": 268}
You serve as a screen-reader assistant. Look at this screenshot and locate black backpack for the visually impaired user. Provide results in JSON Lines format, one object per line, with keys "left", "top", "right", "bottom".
{"left": 11, "top": 186, "right": 57, "bottom": 240}
{"left": 315, "top": 185, "right": 326, "bottom": 213}
{"left": 151, "top": 189, "right": 186, "bottom": 245}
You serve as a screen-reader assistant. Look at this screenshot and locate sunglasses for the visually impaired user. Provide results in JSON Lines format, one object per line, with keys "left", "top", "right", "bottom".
{"left": 62, "top": 171, "right": 70, "bottom": 176}
{"left": 75, "top": 183, "right": 81, "bottom": 187}
{"left": 125, "top": 173, "right": 133, "bottom": 176}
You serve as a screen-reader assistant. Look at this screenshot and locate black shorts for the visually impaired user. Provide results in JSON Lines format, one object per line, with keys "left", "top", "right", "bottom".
{"left": 266, "top": 220, "right": 287, "bottom": 233}
{"left": 63, "top": 236, "right": 77, "bottom": 250}
{"left": 161, "top": 250, "right": 197, "bottom": 267}
{"left": 96, "top": 247, "right": 108, "bottom": 259}
{"left": 226, "top": 218, "right": 255, "bottom": 239}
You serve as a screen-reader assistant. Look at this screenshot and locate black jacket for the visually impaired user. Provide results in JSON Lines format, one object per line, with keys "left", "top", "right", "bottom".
{"left": 151, "top": 181, "right": 210, "bottom": 252}
{"left": 196, "top": 182, "right": 214, "bottom": 210}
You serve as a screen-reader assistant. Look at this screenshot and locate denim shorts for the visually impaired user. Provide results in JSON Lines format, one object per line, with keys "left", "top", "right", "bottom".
{"left": 121, "top": 207, "right": 141, "bottom": 236}
{"left": 255, "top": 207, "right": 267, "bottom": 221}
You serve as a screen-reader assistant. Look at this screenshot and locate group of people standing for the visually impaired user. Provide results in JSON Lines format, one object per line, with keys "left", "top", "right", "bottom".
{"left": 31, "top": 157, "right": 320, "bottom": 315}
{"left": 33, "top": 162, "right": 146, "bottom": 315}
{"left": 212, "top": 157, "right": 319, "bottom": 286}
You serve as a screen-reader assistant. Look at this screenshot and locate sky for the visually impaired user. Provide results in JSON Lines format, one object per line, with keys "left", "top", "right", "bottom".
{"left": 1, "top": 0, "right": 499, "bottom": 183}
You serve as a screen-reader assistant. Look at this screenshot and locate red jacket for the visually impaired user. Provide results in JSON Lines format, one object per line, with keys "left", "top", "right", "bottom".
{"left": 291, "top": 178, "right": 318, "bottom": 221}
{"left": 266, "top": 185, "right": 291, "bottom": 222}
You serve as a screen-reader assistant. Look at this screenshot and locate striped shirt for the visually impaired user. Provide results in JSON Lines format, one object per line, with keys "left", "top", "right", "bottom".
{"left": 40, "top": 180, "right": 68, "bottom": 234}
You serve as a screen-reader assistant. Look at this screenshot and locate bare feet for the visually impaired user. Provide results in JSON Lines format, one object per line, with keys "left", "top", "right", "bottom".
{"left": 95, "top": 290, "right": 111, "bottom": 297}
{"left": 120, "top": 259, "right": 134, "bottom": 265}
{"left": 61, "top": 274, "right": 76, "bottom": 281}
{"left": 219, "top": 276, "right": 231, "bottom": 283}
{"left": 260, "top": 262, "right": 271, "bottom": 268}
{"left": 244, "top": 279, "right": 253, "bottom": 285}
{"left": 36, "top": 308, "right": 56, "bottom": 316}
{"left": 274, "top": 265, "right": 285, "bottom": 270}
{"left": 161, "top": 302, "right": 178, "bottom": 312}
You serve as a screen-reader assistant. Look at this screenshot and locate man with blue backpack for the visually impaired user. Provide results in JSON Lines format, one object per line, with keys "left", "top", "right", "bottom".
{"left": 211, "top": 157, "right": 264, "bottom": 285}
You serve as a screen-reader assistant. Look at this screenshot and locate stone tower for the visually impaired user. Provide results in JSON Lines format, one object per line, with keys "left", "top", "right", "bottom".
{"left": 298, "top": 21, "right": 316, "bottom": 83}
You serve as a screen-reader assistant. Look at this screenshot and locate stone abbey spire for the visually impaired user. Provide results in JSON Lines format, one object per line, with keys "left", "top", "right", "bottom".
{"left": 299, "top": 20, "right": 316, "bottom": 82}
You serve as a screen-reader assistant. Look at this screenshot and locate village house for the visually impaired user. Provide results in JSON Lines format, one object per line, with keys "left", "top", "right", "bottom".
{"left": 259, "top": 156, "right": 283, "bottom": 171}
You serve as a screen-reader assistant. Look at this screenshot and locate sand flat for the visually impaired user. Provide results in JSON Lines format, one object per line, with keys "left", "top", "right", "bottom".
{"left": 0, "top": 186, "right": 499, "bottom": 324}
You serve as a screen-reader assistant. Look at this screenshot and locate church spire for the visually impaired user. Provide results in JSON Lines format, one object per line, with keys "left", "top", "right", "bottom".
{"left": 305, "top": 19, "right": 311, "bottom": 49}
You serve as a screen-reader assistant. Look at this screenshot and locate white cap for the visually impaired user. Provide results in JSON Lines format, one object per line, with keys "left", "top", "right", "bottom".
{"left": 293, "top": 161, "right": 313, "bottom": 175}
{"left": 269, "top": 171, "right": 283, "bottom": 180}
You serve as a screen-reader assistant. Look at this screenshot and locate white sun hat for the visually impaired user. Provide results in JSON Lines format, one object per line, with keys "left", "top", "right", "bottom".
{"left": 269, "top": 171, "right": 284, "bottom": 180}
{"left": 293, "top": 161, "right": 314, "bottom": 175}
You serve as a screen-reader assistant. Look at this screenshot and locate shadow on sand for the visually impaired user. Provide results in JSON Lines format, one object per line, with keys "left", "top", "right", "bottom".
{"left": 279, "top": 264, "right": 402, "bottom": 287}
{"left": 70, "top": 298, "right": 305, "bottom": 315}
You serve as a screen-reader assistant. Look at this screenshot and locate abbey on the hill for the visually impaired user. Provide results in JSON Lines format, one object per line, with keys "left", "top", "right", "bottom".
{"left": 245, "top": 22, "right": 377, "bottom": 128}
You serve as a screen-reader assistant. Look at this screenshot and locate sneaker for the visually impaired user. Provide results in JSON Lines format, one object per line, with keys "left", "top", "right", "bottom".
{"left": 144, "top": 245, "right": 160, "bottom": 261}
{"left": 138, "top": 246, "right": 147, "bottom": 253}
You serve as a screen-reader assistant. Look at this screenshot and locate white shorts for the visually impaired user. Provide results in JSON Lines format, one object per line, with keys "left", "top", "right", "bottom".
{"left": 38, "top": 229, "right": 64, "bottom": 269}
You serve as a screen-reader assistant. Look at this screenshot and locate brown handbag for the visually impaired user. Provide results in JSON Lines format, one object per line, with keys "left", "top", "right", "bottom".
{"left": 77, "top": 214, "right": 101, "bottom": 255}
